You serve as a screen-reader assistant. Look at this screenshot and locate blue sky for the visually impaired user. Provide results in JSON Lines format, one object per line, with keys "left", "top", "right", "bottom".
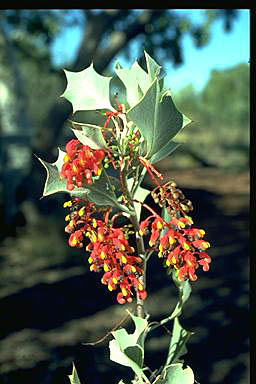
{"left": 51, "top": 9, "right": 250, "bottom": 94}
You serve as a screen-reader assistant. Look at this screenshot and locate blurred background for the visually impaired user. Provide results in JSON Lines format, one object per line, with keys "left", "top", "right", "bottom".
{"left": 0, "top": 9, "right": 249, "bottom": 384}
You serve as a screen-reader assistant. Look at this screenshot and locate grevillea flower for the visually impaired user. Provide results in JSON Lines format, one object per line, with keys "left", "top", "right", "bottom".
{"left": 63, "top": 198, "right": 146, "bottom": 304}
{"left": 140, "top": 214, "right": 211, "bottom": 282}
{"left": 60, "top": 139, "right": 105, "bottom": 191}
{"left": 140, "top": 180, "right": 211, "bottom": 282}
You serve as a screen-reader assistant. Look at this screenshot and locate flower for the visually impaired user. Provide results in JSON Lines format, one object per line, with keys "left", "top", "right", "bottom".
{"left": 63, "top": 198, "right": 146, "bottom": 304}
{"left": 140, "top": 180, "right": 212, "bottom": 282}
{"left": 60, "top": 139, "right": 105, "bottom": 190}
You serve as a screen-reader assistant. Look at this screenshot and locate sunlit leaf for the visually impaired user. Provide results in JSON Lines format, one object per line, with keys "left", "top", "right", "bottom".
{"left": 70, "top": 120, "right": 108, "bottom": 150}
{"left": 62, "top": 63, "right": 115, "bottom": 113}
{"left": 37, "top": 151, "right": 131, "bottom": 213}
{"left": 127, "top": 79, "right": 185, "bottom": 159}
{"left": 144, "top": 50, "right": 161, "bottom": 80}
{"left": 109, "top": 311, "right": 149, "bottom": 382}
{"left": 68, "top": 363, "right": 81, "bottom": 384}
{"left": 115, "top": 60, "right": 152, "bottom": 108}
{"left": 159, "top": 363, "right": 194, "bottom": 384}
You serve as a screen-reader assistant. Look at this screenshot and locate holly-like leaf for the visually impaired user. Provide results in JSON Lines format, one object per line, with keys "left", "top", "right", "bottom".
{"left": 70, "top": 120, "right": 108, "bottom": 150}
{"left": 61, "top": 63, "right": 115, "bottom": 113}
{"left": 68, "top": 363, "right": 82, "bottom": 384}
{"left": 36, "top": 149, "right": 74, "bottom": 197}
{"left": 37, "top": 151, "right": 131, "bottom": 213}
{"left": 144, "top": 50, "right": 161, "bottom": 81}
{"left": 127, "top": 79, "right": 186, "bottom": 159}
{"left": 159, "top": 363, "right": 194, "bottom": 384}
{"left": 115, "top": 61, "right": 152, "bottom": 108}
{"left": 109, "top": 311, "right": 149, "bottom": 382}
{"left": 164, "top": 318, "right": 193, "bottom": 367}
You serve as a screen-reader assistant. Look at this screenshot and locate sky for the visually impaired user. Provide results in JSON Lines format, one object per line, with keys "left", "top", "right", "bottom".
{"left": 51, "top": 9, "right": 250, "bottom": 94}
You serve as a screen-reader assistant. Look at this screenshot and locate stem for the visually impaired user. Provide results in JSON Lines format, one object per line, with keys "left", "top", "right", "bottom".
{"left": 119, "top": 163, "right": 147, "bottom": 319}
{"left": 130, "top": 212, "right": 147, "bottom": 319}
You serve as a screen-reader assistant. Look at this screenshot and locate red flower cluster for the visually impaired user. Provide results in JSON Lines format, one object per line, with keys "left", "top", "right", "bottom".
{"left": 64, "top": 198, "right": 146, "bottom": 304}
{"left": 60, "top": 139, "right": 105, "bottom": 191}
{"left": 140, "top": 214, "right": 211, "bottom": 282}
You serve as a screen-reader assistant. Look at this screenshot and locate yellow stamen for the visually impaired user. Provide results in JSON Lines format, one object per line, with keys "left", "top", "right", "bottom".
{"left": 199, "top": 229, "right": 205, "bottom": 236}
{"left": 91, "top": 232, "right": 97, "bottom": 243}
{"left": 186, "top": 216, "right": 193, "bottom": 225}
{"left": 158, "top": 251, "right": 163, "bottom": 258}
{"left": 79, "top": 207, "right": 85, "bottom": 216}
{"left": 92, "top": 219, "right": 97, "bottom": 228}
{"left": 88, "top": 257, "right": 93, "bottom": 264}
{"left": 169, "top": 236, "right": 175, "bottom": 245}
{"left": 98, "top": 233, "right": 104, "bottom": 241}
{"left": 65, "top": 215, "right": 70, "bottom": 221}
{"left": 166, "top": 260, "right": 171, "bottom": 267}
{"left": 63, "top": 201, "right": 72, "bottom": 208}
{"left": 183, "top": 242, "right": 190, "bottom": 250}
{"left": 64, "top": 155, "right": 70, "bottom": 163}
{"left": 157, "top": 221, "right": 163, "bottom": 230}
{"left": 139, "top": 230, "right": 144, "bottom": 236}
{"left": 113, "top": 277, "right": 118, "bottom": 284}
{"left": 178, "top": 221, "right": 185, "bottom": 229}
{"left": 71, "top": 238, "right": 77, "bottom": 245}
{"left": 202, "top": 241, "right": 210, "bottom": 249}
{"left": 100, "top": 251, "right": 106, "bottom": 259}
{"left": 131, "top": 266, "right": 136, "bottom": 273}
{"left": 149, "top": 240, "right": 153, "bottom": 247}
{"left": 138, "top": 283, "right": 143, "bottom": 291}
{"left": 108, "top": 284, "right": 113, "bottom": 291}
{"left": 171, "top": 256, "right": 176, "bottom": 264}
{"left": 97, "top": 169, "right": 102, "bottom": 176}
{"left": 121, "top": 287, "right": 127, "bottom": 296}
{"left": 121, "top": 255, "right": 127, "bottom": 264}
{"left": 104, "top": 264, "right": 109, "bottom": 272}
{"left": 90, "top": 265, "right": 95, "bottom": 271}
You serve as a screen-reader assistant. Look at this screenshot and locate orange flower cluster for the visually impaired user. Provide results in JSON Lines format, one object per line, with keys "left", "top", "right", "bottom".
{"left": 64, "top": 198, "right": 146, "bottom": 304}
{"left": 140, "top": 215, "right": 211, "bottom": 282}
{"left": 60, "top": 139, "right": 105, "bottom": 191}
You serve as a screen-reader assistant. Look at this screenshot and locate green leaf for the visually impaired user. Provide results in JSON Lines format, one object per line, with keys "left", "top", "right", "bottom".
{"left": 149, "top": 110, "right": 194, "bottom": 164}
{"left": 150, "top": 141, "right": 181, "bottom": 164}
{"left": 37, "top": 151, "right": 131, "bottom": 213}
{"left": 36, "top": 149, "right": 74, "bottom": 197}
{"left": 127, "top": 79, "right": 184, "bottom": 159}
{"left": 61, "top": 63, "right": 115, "bottom": 113}
{"left": 68, "top": 363, "right": 81, "bottom": 384}
{"left": 124, "top": 345, "right": 144, "bottom": 368}
{"left": 172, "top": 269, "right": 192, "bottom": 306}
{"left": 158, "top": 363, "right": 194, "bottom": 384}
{"left": 115, "top": 61, "right": 152, "bottom": 108}
{"left": 127, "top": 178, "right": 150, "bottom": 220}
{"left": 69, "top": 120, "right": 108, "bottom": 150}
{"left": 109, "top": 311, "right": 149, "bottom": 382}
{"left": 165, "top": 318, "right": 193, "bottom": 367}
{"left": 144, "top": 50, "right": 161, "bottom": 80}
